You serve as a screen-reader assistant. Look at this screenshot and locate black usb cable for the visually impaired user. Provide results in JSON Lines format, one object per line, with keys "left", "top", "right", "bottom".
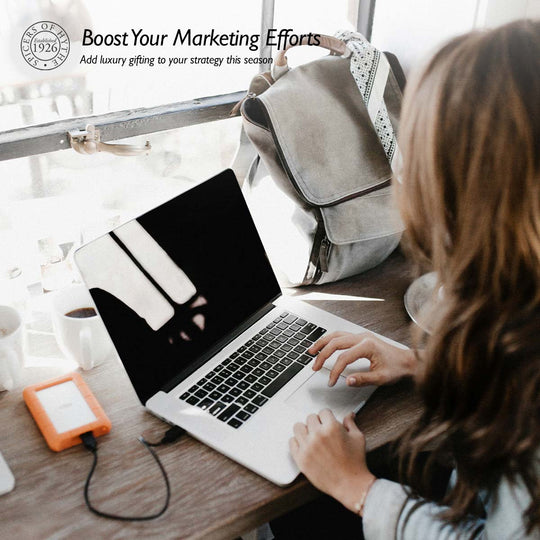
{"left": 80, "top": 425, "right": 185, "bottom": 521}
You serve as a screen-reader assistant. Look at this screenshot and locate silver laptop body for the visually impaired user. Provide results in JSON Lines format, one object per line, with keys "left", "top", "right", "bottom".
{"left": 75, "top": 169, "right": 403, "bottom": 485}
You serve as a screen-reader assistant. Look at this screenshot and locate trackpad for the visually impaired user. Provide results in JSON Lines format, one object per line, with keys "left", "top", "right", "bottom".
{"left": 285, "top": 369, "right": 375, "bottom": 421}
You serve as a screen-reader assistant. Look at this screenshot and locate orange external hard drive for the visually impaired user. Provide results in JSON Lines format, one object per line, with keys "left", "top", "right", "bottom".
{"left": 23, "top": 372, "right": 111, "bottom": 452}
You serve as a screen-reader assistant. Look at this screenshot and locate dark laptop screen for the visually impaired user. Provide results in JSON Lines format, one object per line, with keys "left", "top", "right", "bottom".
{"left": 75, "top": 170, "right": 281, "bottom": 403}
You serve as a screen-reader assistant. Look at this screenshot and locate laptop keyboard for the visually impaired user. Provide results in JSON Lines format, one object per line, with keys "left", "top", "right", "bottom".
{"left": 179, "top": 311, "right": 326, "bottom": 429}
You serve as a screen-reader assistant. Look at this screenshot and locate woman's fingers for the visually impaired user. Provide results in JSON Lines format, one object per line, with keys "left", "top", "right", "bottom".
{"left": 318, "top": 408, "right": 337, "bottom": 425}
{"left": 310, "top": 333, "right": 363, "bottom": 371}
{"left": 306, "top": 413, "right": 321, "bottom": 432}
{"left": 293, "top": 422, "right": 308, "bottom": 441}
{"left": 342, "top": 412, "right": 359, "bottom": 433}
{"left": 345, "top": 371, "right": 384, "bottom": 387}
{"left": 328, "top": 339, "right": 376, "bottom": 386}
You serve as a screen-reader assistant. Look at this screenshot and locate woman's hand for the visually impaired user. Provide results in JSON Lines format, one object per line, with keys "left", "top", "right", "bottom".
{"left": 309, "top": 332, "right": 418, "bottom": 387}
{"left": 289, "top": 409, "right": 376, "bottom": 515}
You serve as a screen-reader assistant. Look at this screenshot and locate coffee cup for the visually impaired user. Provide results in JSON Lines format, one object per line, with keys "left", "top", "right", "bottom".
{"left": 51, "top": 285, "right": 112, "bottom": 370}
{"left": 0, "top": 306, "right": 24, "bottom": 391}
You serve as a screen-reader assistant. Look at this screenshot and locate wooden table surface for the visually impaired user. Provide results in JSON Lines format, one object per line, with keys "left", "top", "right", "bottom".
{"left": 0, "top": 250, "right": 422, "bottom": 539}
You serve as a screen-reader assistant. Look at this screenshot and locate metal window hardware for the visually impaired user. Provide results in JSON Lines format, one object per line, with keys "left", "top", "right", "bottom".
{"left": 68, "top": 125, "right": 151, "bottom": 156}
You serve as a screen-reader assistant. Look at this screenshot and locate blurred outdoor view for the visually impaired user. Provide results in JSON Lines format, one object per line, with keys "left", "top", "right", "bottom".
{"left": 0, "top": 0, "right": 358, "bottom": 290}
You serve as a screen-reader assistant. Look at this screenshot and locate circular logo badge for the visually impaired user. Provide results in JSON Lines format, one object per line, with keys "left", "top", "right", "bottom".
{"left": 20, "top": 21, "right": 70, "bottom": 70}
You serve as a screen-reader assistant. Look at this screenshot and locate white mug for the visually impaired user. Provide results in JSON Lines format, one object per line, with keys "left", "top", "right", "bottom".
{"left": 51, "top": 285, "right": 112, "bottom": 370}
{"left": 0, "top": 306, "right": 24, "bottom": 391}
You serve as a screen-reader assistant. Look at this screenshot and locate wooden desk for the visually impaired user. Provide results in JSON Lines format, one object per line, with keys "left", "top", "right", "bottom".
{"left": 0, "top": 251, "right": 422, "bottom": 539}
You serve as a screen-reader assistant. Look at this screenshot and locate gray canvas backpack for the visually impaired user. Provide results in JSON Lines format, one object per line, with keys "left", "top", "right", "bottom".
{"left": 238, "top": 33, "right": 405, "bottom": 286}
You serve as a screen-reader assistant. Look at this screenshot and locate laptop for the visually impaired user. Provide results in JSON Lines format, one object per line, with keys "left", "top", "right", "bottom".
{"left": 74, "top": 169, "right": 401, "bottom": 485}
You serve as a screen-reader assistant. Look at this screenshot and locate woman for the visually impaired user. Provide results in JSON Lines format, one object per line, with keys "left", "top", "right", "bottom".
{"left": 289, "top": 19, "right": 540, "bottom": 539}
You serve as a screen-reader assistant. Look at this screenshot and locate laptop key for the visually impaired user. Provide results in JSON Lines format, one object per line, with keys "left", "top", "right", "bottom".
{"left": 238, "top": 381, "right": 249, "bottom": 390}
{"left": 243, "top": 351, "right": 254, "bottom": 359}
{"left": 260, "top": 327, "right": 269, "bottom": 334}
{"left": 266, "top": 355, "right": 278, "bottom": 364}
{"left": 240, "top": 365, "right": 253, "bottom": 374}
{"left": 209, "top": 402, "right": 226, "bottom": 416}
{"left": 188, "top": 384, "right": 199, "bottom": 394}
{"left": 248, "top": 359, "right": 259, "bottom": 367}
{"left": 233, "top": 371, "right": 246, "bottom": 380}
{"left": 186, "top": 396, "right": 199, "bottom": 406}
{"left": 293, "top": 345, "right": 305, "bottom": 354}
{"left": 222, "top": 394, "right": 234, "bottom": 403}
{"left": 202, "top": 382, "right": 216, "bottom": 392}
{"left": 195, "top": 389, "right": 208, "bottom": 399}
{"left": 276, "top": 335, "right": 287, "bottom": 343}
{"left": 286, "top": 351, "right": 298, "bottom": 360}
{"left": 253, "top": 395, "right": 268, "bottom": 407}
{"left": 246, "top": 339, "right": 254, "bottom": 346}
{"left": 300, "top": 339, "right": 313, "bottom": 348}
{"left": 180, "top": 391, "right": 190, "bottom": 400}
{"left": 274, "top": 363, "right": 286, "bottom": 372}
{"left": 228, "top": 418, "right": 243, "bottom": 429}
{"left": 225, "top": 377, "right": 239, "bottom": 387}
{"left": 252, "top": 368, "right": 264, "bottom": 377}
{"left": 212, "top": 375, "right": 225, "bottom": 385}
{"left": 261, "top": 362, "right": 303, "bottom": 398}
{"left": 245, "top": 403, "right": 259, "bottom": 414}
{"left": 297, "top": 354, "right": 313, "bottom": 365}
{"left": 279, "top": 312, "right": 288, "bottom": 318}
{"left": 277, "top": 322, "right": 288, "bottom": 330}
{"left": 280, "top": 357, "right": 292, "bottom": 366}
{"left": 245, "top": 389, "right": 256, "bottom": 399}
{"left": 217, "top": 384, "right": 231, "bottom": 394}
{"left": 297, "top": 318, "right": 307, "bottom": 326}
{"left": 221, "top": 368, "right": 233, "bottom": 378}
{"left": 236, "top": 396, "right": 249, "bottom": 405}
{"left": 260, "top": 361, "right": 271, "bottom": 371}
{"left": 282, "top": 344, "right": 292, "bottom": 352}
{"left": 274, "top": 350, "right": 286, "bottom": 358}
{"left": 267, "top": 369, "right": 279, "bottom": 379}
{"left": 251, "top": 345, "right": 262, "bottom": 353}
{"left": 283, "top": 329, "right": 294, "bottom": 337}
{"left": 230, "top": 388, "right": 242, "bottom": 397}
{"left": 245, "top": 374, "right": 257, "bottom": 383}
{"left": 252, "top": 383, "right": 264, "bottom": 393}
{"left": 307, "top": 327, "right": 327, "bottom": 341}
{"left": 214, "top": 364, "right": 224, "bottom": 372}
{"left": 230, "top": 351, "right": 239, "bottom": 359}
{"left": 237, "top": 411, "right": 251, "bottom": 421}
{"left": 283, "top": 314, "right": 297, "bottom": 324}
{"left": 199, "top": 398, "right": 213, "bottom": 410}
{"left": 254, "top": 353, "right": 266, "bottom": 361}
{"left": 209, "top": 391, "right": 222, "bottom": 401}
{"left": 259, "top": 376, "right": 271, "bottom": 386}
{"left": 217, "top": 404, "right": 240, "bottom": 422}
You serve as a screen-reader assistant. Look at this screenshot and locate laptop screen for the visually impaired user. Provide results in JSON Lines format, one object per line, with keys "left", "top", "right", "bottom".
{"left": 75, "top": 170, "right": 281, "bottom": 403}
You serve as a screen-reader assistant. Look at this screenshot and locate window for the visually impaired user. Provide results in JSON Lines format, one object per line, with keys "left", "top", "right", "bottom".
{"left": 0, "top": 1, "right": 371, "bottom": 351}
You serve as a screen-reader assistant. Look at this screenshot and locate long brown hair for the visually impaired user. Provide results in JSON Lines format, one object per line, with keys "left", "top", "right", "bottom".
{"left": 396, "top": 19, "right": 540, "bottom": 531}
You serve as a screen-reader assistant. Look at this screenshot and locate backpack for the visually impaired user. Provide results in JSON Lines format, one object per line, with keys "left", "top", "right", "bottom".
{"left": 238, "top": 33, "right": 405, "bottom": 286}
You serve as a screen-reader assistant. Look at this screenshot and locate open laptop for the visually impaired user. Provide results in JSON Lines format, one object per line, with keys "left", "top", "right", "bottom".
{"left": 74, "top": 169, "right": 400, "bottom": 485}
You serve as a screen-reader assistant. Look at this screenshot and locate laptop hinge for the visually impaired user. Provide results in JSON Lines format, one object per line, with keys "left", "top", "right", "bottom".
{"left": 160, "top": 293, "right": 281, "bottom": 395}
